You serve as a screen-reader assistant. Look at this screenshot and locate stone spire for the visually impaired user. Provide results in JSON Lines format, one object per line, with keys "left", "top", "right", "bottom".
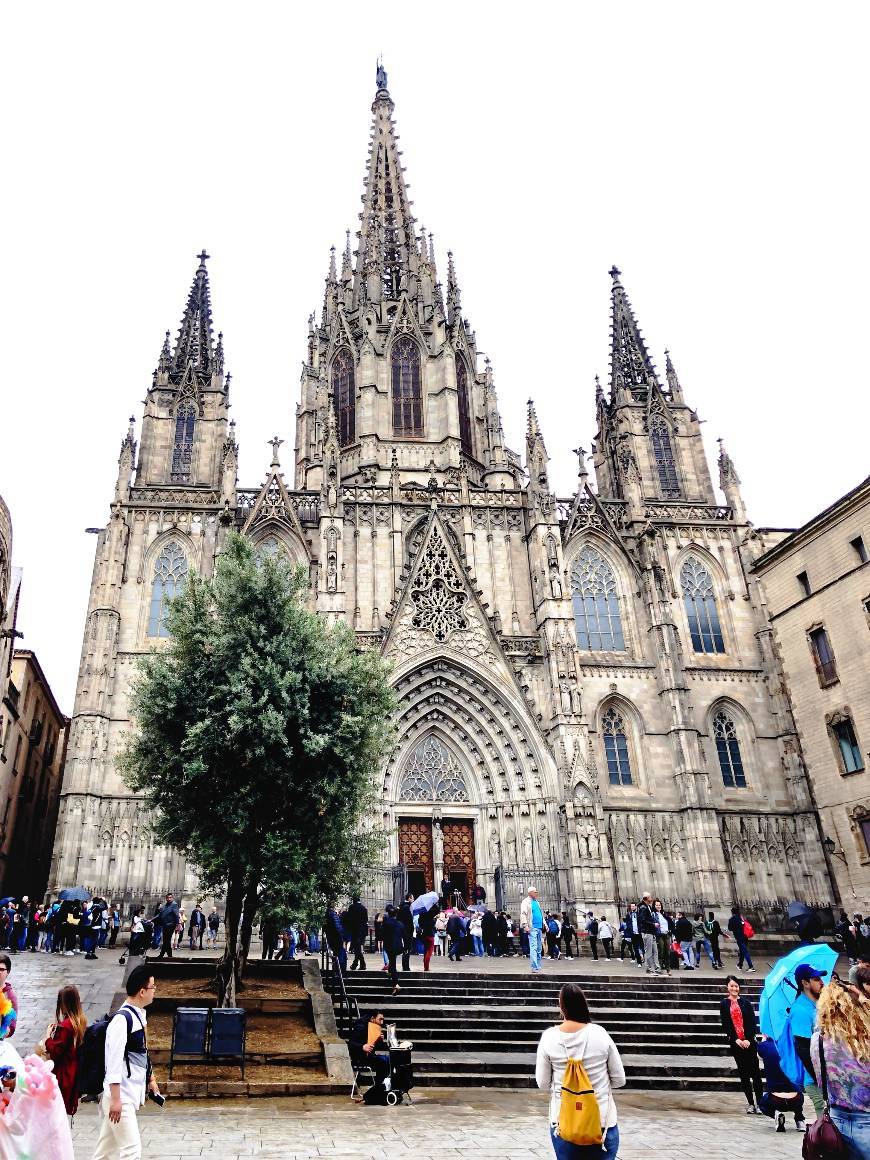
{"left": 446, "top": 250, "right": 462, "bottom": 322}
{"left": 718, "top": 438, "right": 747, "bottom": 522}
{"left": 170, "top": 251, "right": 216, "bottom": 385}
{"left": 664, "top": 348, "right": 685, "bottom": 404}
{"left": 526, "top": 399, "right": 550, "bottom": 493}
{"left": 608, "top": 266, "right": 660, "bottom": 400}
{"left": 352, "top": 61, "right": 417, "bottom": 308}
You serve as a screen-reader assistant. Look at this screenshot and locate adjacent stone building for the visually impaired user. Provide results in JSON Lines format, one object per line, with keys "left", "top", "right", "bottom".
{"left": 50, "top": 66, "right": 834, "bottom": 921}
{"left": 752, "top": 477, "right": 870, "bottom": 906}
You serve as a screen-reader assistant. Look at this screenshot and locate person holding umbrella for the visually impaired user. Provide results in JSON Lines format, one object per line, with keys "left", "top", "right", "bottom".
{"left": 790, "top": 963, "right": 827, "bottom": 1116}
{"left": 411, "top": 892, "right": 439, "bottom": 973}
{"left": 759, "top": 942, "right": 838, "bottom": 1118}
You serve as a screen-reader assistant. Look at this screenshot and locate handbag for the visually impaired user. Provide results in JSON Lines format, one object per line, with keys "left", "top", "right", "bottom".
{"left": 802, "top": 1038, "right": 847, "bottom": 1160}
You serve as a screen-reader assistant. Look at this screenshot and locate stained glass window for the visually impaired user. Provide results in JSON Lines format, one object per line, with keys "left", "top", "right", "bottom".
{"left": 713, "top": 710, "right": 746, "bottom": 788}
{"left": 332, "top": 348, "right": 355, "bottom": 446}
{"left": 456, "top": 356, "right": 472, "bottom": 455}
{"left": 602, "top": 707, "right": 633, "bottom": 785}
{"left": 571, "top": 546, "right": 625, "bottom": 651}
{"left": 147, "top": 541, "right": 188, "bottom": 638}
{"left": 398, "top": 736, "right": 469, "bottom": 802}
{"left": 171, "top": 403, "right": 196, "bottom": 482}
{"left": 392, "top": 336, "right": 423, "bottom": 436}
{"left": 254, "top": 536, "right": 286, "bottom": 562}
{"left": 650, "top": 417, "right": 679, "bottom": 498}
{"left": 681, "top": 557, "right": 725, "bottom": 653}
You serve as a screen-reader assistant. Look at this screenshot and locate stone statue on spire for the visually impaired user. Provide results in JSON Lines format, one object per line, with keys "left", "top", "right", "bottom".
{"left": 376, "top": 58, "right": 388, "bottom": 92}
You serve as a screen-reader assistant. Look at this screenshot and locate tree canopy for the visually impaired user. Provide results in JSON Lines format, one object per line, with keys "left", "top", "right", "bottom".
{"left": 119, "top": 532, "right": 395, "bottom": 1001}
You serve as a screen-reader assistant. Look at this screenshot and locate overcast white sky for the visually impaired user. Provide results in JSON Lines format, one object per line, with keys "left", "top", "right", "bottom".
{"left": 2, "top": 3, "right": 868, "bottom": 713}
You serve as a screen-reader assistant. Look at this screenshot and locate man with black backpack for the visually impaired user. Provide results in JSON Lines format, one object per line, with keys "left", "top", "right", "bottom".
{"left": 92, "top": 963, "right": 163, "bottom": 1158}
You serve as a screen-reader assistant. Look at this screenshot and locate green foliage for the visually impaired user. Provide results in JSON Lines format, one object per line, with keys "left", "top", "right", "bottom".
{"left": 119, "top": 532, "right": 395, "bottom": 933}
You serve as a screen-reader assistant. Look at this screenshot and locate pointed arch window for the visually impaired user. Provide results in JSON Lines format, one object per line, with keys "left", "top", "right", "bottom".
{"left": 681, "top": 556, "right": 725, "bottom": 654}
{"left": 571, "top": 546, "right": 625, "bottom": 651}
{"left": 171, "top": 403, "right": 196, "bottom": 482}
{"left": 398, "top": 736, "right": 469, "bottom": 802}
{"left": 146, "top": 541, "right": 188, "bottom": 638}
{"left": 392, "top": 336, "right": 423, "bottom": 436}
{"left": 254, "top": 535, "right": 287, "bottom": 563}
{"left": 602, "top": 706, "right": 633, "bottom": 785}
{"left": 331, "top": 347, "right": 355, "bottom": 446}
{"left": 713, "top": 710, "right": 746, "bottom": 788}
{"left": 650, "top": 416, "right": 679, "bottom": 498}
{"left": 455, "top": 356, "right": 472, "bottom": 455}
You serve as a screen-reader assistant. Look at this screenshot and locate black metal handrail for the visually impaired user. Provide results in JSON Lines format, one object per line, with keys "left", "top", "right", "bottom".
{"left": 320, "top": 945, "right": 358, "bottom": 1038}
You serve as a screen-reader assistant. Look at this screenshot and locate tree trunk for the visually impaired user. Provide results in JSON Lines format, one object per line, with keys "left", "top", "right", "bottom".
{"left": 237, "top": 872, "right": 259, "bottom": 989}
{"left": 215, "top": 870, "right": 245, "bottom": 1007}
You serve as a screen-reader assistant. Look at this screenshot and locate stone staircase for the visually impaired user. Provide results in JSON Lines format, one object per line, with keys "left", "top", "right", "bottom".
{"left": 330, "top": 969, "right": 764, "bottom": 1090}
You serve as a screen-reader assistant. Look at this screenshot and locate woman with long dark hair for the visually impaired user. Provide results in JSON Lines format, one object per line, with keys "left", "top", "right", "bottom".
{"left": 535, "top": 982, "right": 625, "bottom": 1158}
{"left": 43, "top": 984, "right": 86, "bottom": 1118}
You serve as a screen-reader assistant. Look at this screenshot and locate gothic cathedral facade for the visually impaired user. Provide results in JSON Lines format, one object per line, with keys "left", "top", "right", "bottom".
{"left": 50, "top": 69, "right": 833, "bottom": 918}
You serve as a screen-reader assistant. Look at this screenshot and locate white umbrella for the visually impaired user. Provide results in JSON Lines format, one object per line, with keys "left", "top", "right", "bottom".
{"left": 410, "top": 891, "right": 439, "bottom": 915}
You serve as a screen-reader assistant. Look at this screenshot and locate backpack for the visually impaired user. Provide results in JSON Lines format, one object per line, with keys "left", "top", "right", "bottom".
{"left": 548, "top": 918, "right": 559, "bottom": 936}
{"left": 587, "top": 919, "right": 599, "bottom": 938}
{"left": 558, "top": 1052, "right": 603, "bottom": 1146}
{"left": 78, "top": 1008, "right": 143, "bottom": 1097}
{"left": 742, "top": 919, "right": 755, "bottom": 939}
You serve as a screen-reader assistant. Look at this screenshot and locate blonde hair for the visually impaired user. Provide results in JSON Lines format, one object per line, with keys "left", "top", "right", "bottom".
{"left": 815, "top": 980, "right": 870, "bottom": 1063}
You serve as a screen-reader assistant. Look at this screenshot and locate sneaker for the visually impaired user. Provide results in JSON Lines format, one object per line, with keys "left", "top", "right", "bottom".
{"left": 746, "top": 1105, "right": 758, "bottom": 1114}
{"left": 748, "top": 967, "right": 756, "bottom": 973}
{"left": 64, "top": 950, "right": 74, "bottom": 956}
{"left": 795, "top": 1119, "right": 806, "bottom": 1132}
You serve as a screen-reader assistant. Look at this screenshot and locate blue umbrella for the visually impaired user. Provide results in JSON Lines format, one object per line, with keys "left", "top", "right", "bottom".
{"left": 57, "top": 887, "right": 90, "bottom": 902}
{"left": 759, "top": 942, "right": 838, "bottom": 1040}
{"left": 759, "top": 942, "right": 838, "bottom": 1087}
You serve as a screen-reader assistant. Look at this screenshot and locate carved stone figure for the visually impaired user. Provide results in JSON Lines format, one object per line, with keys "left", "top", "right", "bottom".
{"left": 506, "top": 828, "right": 517, "bottom": 867}
{"left": 523, "top": 828, "right": 534, "bottom": 865}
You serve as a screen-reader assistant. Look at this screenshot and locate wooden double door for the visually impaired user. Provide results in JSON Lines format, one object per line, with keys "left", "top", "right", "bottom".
{"left": 398, "top": 818, "right": 476, "bottom": 902}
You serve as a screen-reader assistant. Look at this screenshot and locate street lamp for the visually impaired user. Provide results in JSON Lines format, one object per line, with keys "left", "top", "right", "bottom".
{"left": 822, "top": 835, "right": 848, "bottom": 864}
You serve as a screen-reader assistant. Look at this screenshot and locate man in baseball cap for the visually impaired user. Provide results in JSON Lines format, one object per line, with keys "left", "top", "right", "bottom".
{"left": 789, "top": 963, "right": 827, "bottom": 1116}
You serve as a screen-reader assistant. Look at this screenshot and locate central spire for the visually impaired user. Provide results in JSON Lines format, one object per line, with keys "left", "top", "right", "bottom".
{"left": 608, "top": 266, "right": 660, "bottom": 400}
{"left": 170, "top": 251, "right": 215, "bottom": 385}
{"left": 352, "top": 61, "right": 417, "bottom": 307}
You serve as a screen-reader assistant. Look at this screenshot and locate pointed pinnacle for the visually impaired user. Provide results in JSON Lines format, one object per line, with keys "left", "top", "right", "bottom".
{"left": 328, "top": 245, "right": 337, "bottom": 282}
{"left": 341, "top": 231, "right": 352, "bottom": 279}
{"left": 526, "top": 398, "right": 541, "bottom": 437}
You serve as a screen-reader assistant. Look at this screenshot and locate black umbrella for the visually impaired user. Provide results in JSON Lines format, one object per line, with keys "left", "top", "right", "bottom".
{"left": 787, "top": 900, "right": 822, "bottom": 944}
{"left": 58, "top": 887, "right": 90, "bottom": 902}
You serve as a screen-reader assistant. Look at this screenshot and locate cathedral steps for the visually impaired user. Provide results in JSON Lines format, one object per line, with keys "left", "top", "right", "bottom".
{"left": 331, "top": 969, "right": 764, "bottom": 1090}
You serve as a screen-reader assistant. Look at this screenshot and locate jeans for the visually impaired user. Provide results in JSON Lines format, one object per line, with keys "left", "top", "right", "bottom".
{"left": 830, "top": 1108, "right": 870, "bottom": 1160}
{"left": 550, "top": 1124, "right": 619, "bottom": 1160}
{"left": 529, "top": 927, "right": 543, "bottom": 970}
{"left": 680, "top": 940, "right": 695, "bottom": 968}
{"left": 642, "top": 932, "right": 660, "bottom": 972}
{"left": 735, "top": 939, "right": 754, "bottom": 969}
{"left": 588, "top": 936, "right": 598, "bottom": 960}
{"left": 472, "top": 935, "right": 484, "bottom": 956}
{"left": 694, "top": 937, "right": 715, "bottom": 966}
{"left": 602, "top": 938, "right": 613, "bottom": 959}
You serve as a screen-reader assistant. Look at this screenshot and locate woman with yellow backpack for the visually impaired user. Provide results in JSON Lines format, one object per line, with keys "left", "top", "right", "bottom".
{"left": 535, "top": 983, "right": 626, "bottom": 1158}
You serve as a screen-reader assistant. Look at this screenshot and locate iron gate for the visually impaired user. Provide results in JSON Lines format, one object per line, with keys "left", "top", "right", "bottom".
{"left": 495, "top": 867, "right": 562, "bottom": 917}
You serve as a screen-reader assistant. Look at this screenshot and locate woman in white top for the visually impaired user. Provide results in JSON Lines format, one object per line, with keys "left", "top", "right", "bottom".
{"left": 470, "top": 913, "right": 484, "bottom": 956}
{"left": 535, "top": 983, "right": 626, "bottom": 1159}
